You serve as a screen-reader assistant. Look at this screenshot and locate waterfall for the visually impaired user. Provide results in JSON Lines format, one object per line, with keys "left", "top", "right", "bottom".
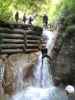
{"left": 33, "top": 53, "right": 53, "bottom": 87}
{"left": 14, "top": 59, "right": 33, "bottom": 92}
{"left": 11, "top": 29, "right": 68, "bottom": 100}
{"left": 32, "top": 28, "right": 58, "bottom": 88}
{"left": 14, "top": 61, "right": 24, "bottom": 92}
{"left": 42, "top": 28, "right": 58, "bottom": 55}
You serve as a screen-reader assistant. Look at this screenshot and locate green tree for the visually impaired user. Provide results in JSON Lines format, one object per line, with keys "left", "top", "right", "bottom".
{"left": 0, "top": 0, "right": 75, "bottom": 26}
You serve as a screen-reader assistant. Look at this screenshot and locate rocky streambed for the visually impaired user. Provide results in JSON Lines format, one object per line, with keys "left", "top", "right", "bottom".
{"left": 0, "top": 52, "right": 39, "bottom": 96}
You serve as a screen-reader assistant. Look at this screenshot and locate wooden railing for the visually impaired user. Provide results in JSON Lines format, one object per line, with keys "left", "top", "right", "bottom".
{"left": 0, "top": 22, "right": 42, "bottom": 54}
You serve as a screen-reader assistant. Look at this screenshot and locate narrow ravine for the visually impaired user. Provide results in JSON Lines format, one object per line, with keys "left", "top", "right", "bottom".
{"left": 11, "top": 29, "right": 68, "bottom": 100}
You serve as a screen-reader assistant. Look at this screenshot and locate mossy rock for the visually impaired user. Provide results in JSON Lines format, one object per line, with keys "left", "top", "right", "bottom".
{"left": 58, "top": 16, "right": 67, "bottom": 32}
{"left": 66, "top": 25, "right": 75, "bottom": 33}
{"left": 64, "top": 14, "right": 75, "bottom": 26}
{"left": 58, "top": 14, "right": 75, "bottom": 32}
{"left": 59, "top": 16, "right": 65, "bottom": 24}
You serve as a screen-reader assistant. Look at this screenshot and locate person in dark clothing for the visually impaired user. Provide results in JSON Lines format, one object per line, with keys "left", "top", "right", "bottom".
{"left": 41, "top": 48, "right": 48, "bottom": 58}
{"left": 29, "top": 16, "right": 33, "bottom": 25}
{"left": 41, "top": 48, "right": 52, "bottom": 61}
{"left": 15, "top": 11, "right": 19, "bottom": 23}
{"left": 43, "top": 14, "right": 48, "bottom": 27}
{"left": 23, "top": 13, "right": 26, "bottom": 24}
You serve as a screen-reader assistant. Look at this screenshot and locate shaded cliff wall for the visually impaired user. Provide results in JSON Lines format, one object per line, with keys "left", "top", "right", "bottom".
{"left": 51, "top": 13, "right": 75, "bottom": 84}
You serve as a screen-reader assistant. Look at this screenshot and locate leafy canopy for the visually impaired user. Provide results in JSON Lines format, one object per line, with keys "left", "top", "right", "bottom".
{"left": 0, "top": 0, "right": 75, "bottom": 26}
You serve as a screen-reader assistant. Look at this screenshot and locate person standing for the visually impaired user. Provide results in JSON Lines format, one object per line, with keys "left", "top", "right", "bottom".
{"left": 23, "top": 13, "right": 26, "bottom": 24}
{"left": 29, "top": 16, "right": 33, "bottom": 25}
{"left": 43, "top": 14, "right": 48, "bottom": 28}
{"left": 15, "top": 11, "right": 19, "bottom": 23}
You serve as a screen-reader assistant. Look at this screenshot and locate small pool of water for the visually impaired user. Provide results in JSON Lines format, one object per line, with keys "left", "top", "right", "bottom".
{"left": 11, "top": 86, "right": 68, "bottom": 100}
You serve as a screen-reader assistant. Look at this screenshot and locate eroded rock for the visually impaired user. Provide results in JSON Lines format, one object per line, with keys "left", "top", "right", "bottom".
{"left": 2, "top": 53, "right": 39, "bottom": 95}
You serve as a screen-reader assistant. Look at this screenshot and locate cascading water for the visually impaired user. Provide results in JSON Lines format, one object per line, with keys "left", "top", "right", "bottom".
{"left": 32, "top": 28, "right": 58, "bottom": 88}
{"left": 11, "top": 29, "right": 68, "bottom": 100}
{"left": 14, "top": 60, "right": 25, "bottom": 92}
{"left": 33, "top": 53, "right": 53, "bottom": 88}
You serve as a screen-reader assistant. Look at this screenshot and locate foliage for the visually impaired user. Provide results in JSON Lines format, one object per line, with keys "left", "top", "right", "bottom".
{"left": 0, "top": 0, "right": 75, "bottom": 26}
{"left": 0, "top": 0, "right": 12, "bottom": 21}
{"left": 58, "top": 0, "right": 75, "bottom": 33}
{"left": 66, "top": 25, "right": 75, "bottom": 34}
{"left": 64, "top": 14, "right": 75, "bottom": 26}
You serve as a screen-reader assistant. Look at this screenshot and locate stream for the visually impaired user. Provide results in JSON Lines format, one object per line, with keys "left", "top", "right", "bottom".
{"left": 11, "top": 29, "right": 68, "bottom": 100}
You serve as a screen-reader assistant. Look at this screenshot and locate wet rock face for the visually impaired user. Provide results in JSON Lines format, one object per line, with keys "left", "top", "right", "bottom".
{"left": 2, "top": 53, "right": 38, "bottom": 95}
{"left": 55, "top": 32, "right": 75, "bottom": 84}
{"left": 3, "top": 58, "right": 15, "bottom": 95}
{"left": 0, "top": 59, "right": 5, "bottom": 95}
{"left": 23, "top": 63, "right": 33, "bottom": 80}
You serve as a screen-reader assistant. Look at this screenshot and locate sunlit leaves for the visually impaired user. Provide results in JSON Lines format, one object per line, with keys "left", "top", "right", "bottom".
{"left": 0, "top": 0, "right": 12, "bottom": 21}
{"left": 0, "top": 0, "right": 75, "bottom": 26}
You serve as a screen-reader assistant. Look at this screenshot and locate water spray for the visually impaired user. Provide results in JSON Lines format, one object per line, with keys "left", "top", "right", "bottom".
{"left": 40, "top": 48, "right": 50, "bottom": 87}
